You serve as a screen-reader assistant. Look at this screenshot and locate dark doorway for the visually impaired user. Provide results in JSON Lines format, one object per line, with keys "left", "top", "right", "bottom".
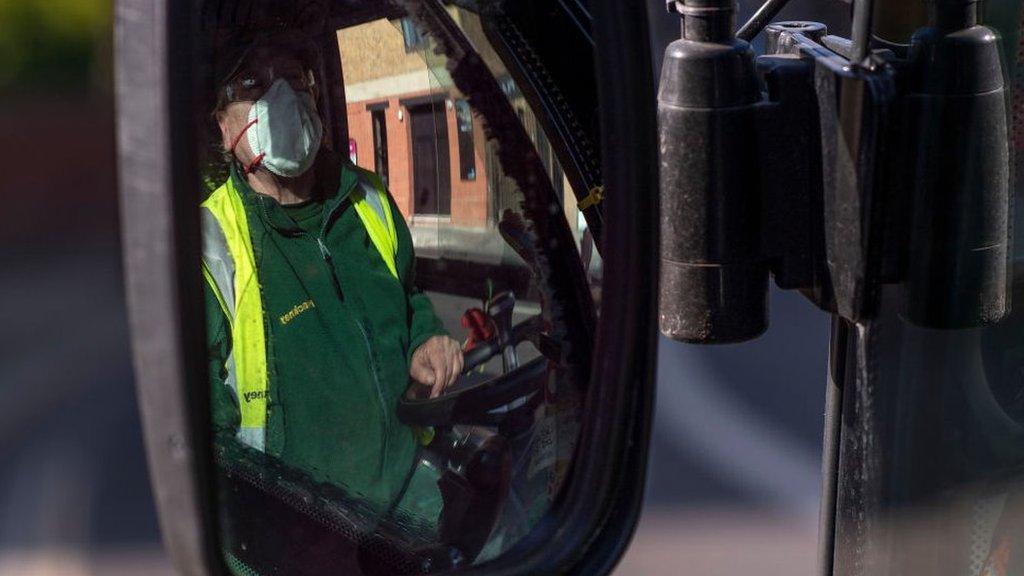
{"left": 408, "top": 102, "right": 451, "bottom": 216}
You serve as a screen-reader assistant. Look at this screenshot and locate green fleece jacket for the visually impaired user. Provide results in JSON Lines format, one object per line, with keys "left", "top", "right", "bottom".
{"left": 206, "top": 160, "right": 446, "bottom": 525}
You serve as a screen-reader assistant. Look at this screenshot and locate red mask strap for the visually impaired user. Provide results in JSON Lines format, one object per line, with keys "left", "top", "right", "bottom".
{"left": 244, "top": 153, "right": 266, "bottom": 175}
{"left": 230, "top": 117, "right": 263, "bottom": 174}
{"left": 229, "top": 117, "right": 258, "bottom": 154}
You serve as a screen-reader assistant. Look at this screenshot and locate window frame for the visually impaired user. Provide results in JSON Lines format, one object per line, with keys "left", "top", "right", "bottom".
{"left": 368, "top": 102, "right": 390, "bottom": 186}
{"left": 400, "top": 16, "right": 427, "bottom": 52}
{"left": 455, "top": 99, "right": 477, "bottom": 181}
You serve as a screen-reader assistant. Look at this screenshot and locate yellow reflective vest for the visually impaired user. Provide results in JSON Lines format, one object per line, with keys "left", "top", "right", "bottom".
{"left": 201, "top": 166, "right": 399, "bottom": 451}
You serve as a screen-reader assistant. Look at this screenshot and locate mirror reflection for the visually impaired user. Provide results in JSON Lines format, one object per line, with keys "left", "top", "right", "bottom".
{"left": 201, "top": 4, "right": 594, "bottom": 574}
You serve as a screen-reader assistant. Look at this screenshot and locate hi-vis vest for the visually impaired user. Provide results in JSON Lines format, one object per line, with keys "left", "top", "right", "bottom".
{"left": 201, "top": 168, "right": 399, "bottom": 451}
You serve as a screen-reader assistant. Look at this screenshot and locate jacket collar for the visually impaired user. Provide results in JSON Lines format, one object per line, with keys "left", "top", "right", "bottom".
{"left": 229, "top": 156, "right": 361, "bottom": 235}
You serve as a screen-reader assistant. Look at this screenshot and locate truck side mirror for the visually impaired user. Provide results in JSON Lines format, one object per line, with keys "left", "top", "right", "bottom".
{"left": 116, "top": 0, "right": 658, "bottom": 574}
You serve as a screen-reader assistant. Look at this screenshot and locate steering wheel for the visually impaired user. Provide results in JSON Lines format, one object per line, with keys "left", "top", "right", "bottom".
{"left": 397, "top": 295, "right": 551, "bottom": 428}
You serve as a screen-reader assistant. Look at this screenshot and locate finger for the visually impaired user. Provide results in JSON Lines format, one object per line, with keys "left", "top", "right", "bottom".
{"left": 446, "top": 343, "right": 462, "bottom": 387}
{"left": 430, "top": 375, "right": 445, "bottom": 398}
{"left": 440, "top": 342, "right": 454, "bottom": 387}
{"left": 455, "top": 346, "right": 465, "bottom": 374}
{"left": 443, "top": 355, "right": 457, "bottom": 390}
{"left": 448, "top": 348, "right": 464, "bottom": 388}
{"left": 430, "top": 355, "right": 448, "bottom": 398}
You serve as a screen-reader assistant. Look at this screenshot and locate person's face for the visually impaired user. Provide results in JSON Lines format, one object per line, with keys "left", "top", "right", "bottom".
{"left": 216, "top": 51, "right": 319, "bottom": 167}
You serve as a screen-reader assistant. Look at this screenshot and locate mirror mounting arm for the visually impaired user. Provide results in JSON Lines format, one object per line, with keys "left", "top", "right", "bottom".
{"left": 658, "top": 2, "right": 1013, "bottom": 344}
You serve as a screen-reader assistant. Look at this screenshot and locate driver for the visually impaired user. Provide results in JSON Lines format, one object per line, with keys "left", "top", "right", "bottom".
{"left": 203, "top": 30, "right": 463, "bottom": 533}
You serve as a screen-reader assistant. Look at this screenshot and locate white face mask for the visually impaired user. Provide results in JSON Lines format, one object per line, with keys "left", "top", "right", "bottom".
{"left": 245, "top": 78, "right": 323, "bottom": 178}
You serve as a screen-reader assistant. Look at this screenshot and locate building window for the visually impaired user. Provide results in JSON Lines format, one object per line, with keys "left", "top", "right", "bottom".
{"left": 455, "top": 100, "right": 476, "bottom": 181}
{"left": 371, "top": 108, "right": 389, "bottom": 186}
{"left": 400, "top": 18, "right": 426, "bottom": 52}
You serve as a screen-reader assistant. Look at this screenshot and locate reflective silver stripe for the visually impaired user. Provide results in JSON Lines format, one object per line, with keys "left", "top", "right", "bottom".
{"left": 201, "top": 208, "right": 236, "bottom": 318}
{"left": 359, "top": 177, "right": 389, "bottom": 225}
{"left": 223, "top": 351, "right": 239, "bottom": 415}
{"left": 237, "top": 426, "right": 266, "bottom": 452}
{"left": 201, "top": 207, "right": 247, "bottom": 445}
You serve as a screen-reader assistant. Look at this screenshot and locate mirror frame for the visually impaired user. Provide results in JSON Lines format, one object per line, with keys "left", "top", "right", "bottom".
{"left": 115, "top": 0, "right": 658, "bottom": 574}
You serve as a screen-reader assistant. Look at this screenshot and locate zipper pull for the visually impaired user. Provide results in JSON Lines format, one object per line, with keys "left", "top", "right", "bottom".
{"left": 317, "top": 237, "right": 332, "bottom": 261}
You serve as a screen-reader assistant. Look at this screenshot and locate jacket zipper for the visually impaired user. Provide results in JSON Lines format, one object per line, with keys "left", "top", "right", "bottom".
{"left": 314, "top": 205, "right": 391, "bottom": 476}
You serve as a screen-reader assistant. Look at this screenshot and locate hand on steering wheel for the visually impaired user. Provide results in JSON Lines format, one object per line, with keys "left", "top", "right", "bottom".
{"left": 398, "top": 313, "right": 551, "bottom": 428}
{"left": 409, "top": 335, "right": 465, "bottom": 398}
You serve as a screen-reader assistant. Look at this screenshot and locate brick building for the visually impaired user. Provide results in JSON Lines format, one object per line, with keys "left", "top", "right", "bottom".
{"left": 338, "top": 17, "right": 490, "bottom": 228}
{"left": 337, "top": 10, "right": 583, "bottom": 243}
